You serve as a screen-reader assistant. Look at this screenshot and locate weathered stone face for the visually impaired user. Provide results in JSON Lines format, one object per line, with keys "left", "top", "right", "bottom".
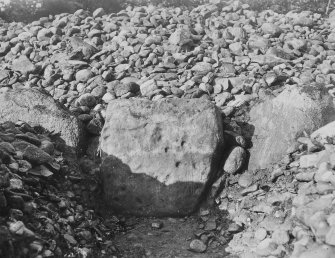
{"left": 248, "top": 84, "right": 335, "bottom": 170}
{"left": 100, "top": 98, "right": 225, "bottom": 216}
{"left": 0, "top": 88, "right": 84, "bottom": 152}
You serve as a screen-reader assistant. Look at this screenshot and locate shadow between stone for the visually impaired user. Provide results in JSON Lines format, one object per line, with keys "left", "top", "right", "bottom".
{"left": 97, "top": 139, "right": 225, "bottom": 218}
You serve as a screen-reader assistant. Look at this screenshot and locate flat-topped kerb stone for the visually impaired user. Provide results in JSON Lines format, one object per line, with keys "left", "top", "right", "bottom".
{"left": 100, "top": 98, "right": 225, "bottom": 216}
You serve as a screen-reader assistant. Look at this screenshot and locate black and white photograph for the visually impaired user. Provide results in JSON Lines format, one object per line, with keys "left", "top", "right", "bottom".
{"left": 0, "top": 0, "right": 335, "bottom": 257}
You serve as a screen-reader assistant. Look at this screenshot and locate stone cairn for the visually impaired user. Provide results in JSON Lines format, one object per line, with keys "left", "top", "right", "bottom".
{"left": 1, "top": 0, "right": 335, "bottom": 257}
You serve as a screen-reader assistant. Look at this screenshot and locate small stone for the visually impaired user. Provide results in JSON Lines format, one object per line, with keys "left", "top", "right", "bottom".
{"left": 270, "top": 167, "right": 284, "bottom": 182}
{"left": 76, "top": 69, "right": 94, "bottom": 82}
{"left": 40, "top": 140, "right": 54, "bottom": 155}
{"left": 256, "top": 238, "right": 278, "bottom": 256}
{"left": 86, "top": 118, "right": 103, "bottom": 135}
{"left": 272, "top": 229, "right": 290, "bottom": 245}
{"left": 169, "top": 27, "right": 192, "bottom": 46}
{"left": 296, "top": 170, "right": 316, "bottom": 182}
{"left": 140, "top": 79, "right": 158, "bottom": 97}
{"left": 238, "top": 172, "right": 253, "bottom": 187}
{"left": 311, "top": 121, "right": 335, "bottom": 146}
{"left": 115, "top": 64, "right": 131, "bottom": 74}
{"left": 102, "top": 92, "right": 115, "bottom": 103}
{"left": 37, "top": 28, "right": 53, "bottom": 41}
{"left": 64, "top": 233, "right": 77, "bottom": 245}
{"left": 93, "top": 8, "right": 105, "bottom": 18}
{"left": 227, "top": 223, "right": 242, "bottom": 233}
{"left": 0, "top": 191, "right": 7, "bottom": 208}
{"left": 205, "top": 220, "right": 217, "bottom": 231}
{"left": 9, "top": 178, "right": 23, "bottom": 189}
{"left": 191, "top": 62, "right": 212, "bottom": 74}
{"left": 9, "top": 209, "right": 23, "bottom": 220}
{"left": 248, "top": 35, "right": 269, "bottom": 52}
{"left": 18, "top": 160, "right": 32, "bottom": 173}
{"left": 9, "top": 221, "right": 25, "bottom": 235}
{"left": 12, "top": 55, "right": 37, "bottom": 75}
{"left": 223, "top": 146, "right": 246, "bottom": 174}
{"left": 264, "top": 71, "right": 278, "bottom": 87}
{"left": 23, "top": 145, "right": 53, "bottom": 165}
{"left": 30, "top": 240, "right": 43, "bottom": 253}
{"left": 229, "top": 42, "right": 243, "bottom": 55}
{"left": 300, "top": 151, "right": 327, "bottom": 168}
{"left": 91, "top": 85, "right": 106, "bottom": 98}
{"left": 189, "top": 239, "right": 207, "bottom": 253}
{"left": 200, "top": 209, "right": 210, "bottom": 216}
{"left": 327, "top": 214, "right": 335, "bottom": 226}
{"left": 215, "top": 92, "right": 233, "bottom": 106}
{"left": 78, "top": 230, "right": 92, "bottom": 240}
{"left": 261, "top": 23, "right": 282, "bottom": 36}
{"left": 255, "top": 228, "right": 267, "bottom": 241}
{"left": 9, "top": 221, "right": 34, "bottom": 237}
{"left": 43, "top": 250, "right": 54, "bottom": 257}
{"left": 76, "top": 93, "right": 96, "bottom": 107}
{"left": 151, "top": 222, "right": 163, "bottom": 229}
{"left": 241, "top": 184, "right": 258, "bottom": 196}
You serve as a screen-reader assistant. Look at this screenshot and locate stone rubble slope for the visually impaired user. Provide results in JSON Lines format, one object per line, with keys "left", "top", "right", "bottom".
{"left": 1, "top": 0, "right": 335, "bottom": 257}
{"left": 0, "top": 1, "right": 334, "bottom": 139}
{"left": 222, "top": 120, "right": 335, "bottom": 258}
{"left": 0, "top": 121, "right": 121, "bottom": 258}
{"left": 0, "top": 0, "right": 335, "bottom": 169}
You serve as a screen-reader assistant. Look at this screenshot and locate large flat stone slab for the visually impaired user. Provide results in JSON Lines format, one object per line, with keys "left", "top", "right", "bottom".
{"left": 100, "top": 98, "right": 225, "bottom": 216}
{"left": 248, "top": 84, "right": 335, "bottom": 170}
{"left": 0, "top": 88, "right": 84, "bottom": 152}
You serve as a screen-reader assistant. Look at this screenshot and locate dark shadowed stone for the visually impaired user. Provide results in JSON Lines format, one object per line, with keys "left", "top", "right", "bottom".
{"left": 23, "top": 145, "right": 53, "bottom": 165}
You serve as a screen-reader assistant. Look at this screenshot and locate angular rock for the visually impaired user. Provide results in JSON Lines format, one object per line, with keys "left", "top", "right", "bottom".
{"left": 261, "top": 23, "right": 282, "bottom": 37}
{"left": 100, "top": 98, "right": 224, "bottom": 216}
{"left": 191, "top": 62, "right": 212, "bottom": 74}
{"left": 250, "top": 54, "right": 287, "bottom": 67}
{"left": 300, "top": 151, "right": 328, "bottom": 168}
{"left": 326, "top": 226, "right": 335, "bottom": 246}
{"left": 249, "top": 84, "right": 335, "bottom": 170}
{"left": 140, "top": 79, "right": 158, "bottom": 97}
{"left": 248, "top": 35, "right": 269, "bottom": 53}
{"left": 169, "top": 26, "right": 192, "bottom": 46}
{"left": 0, "top": 89, "right": 84, "bottom": 151}
{"left": 311, "top": 121, "right": 335, "bottom": 146}
{"left": 229, "top": 42, "right": 243, "bottom": 55}
{"left": 12, "top": 55, "right": 37, "bottom": 75}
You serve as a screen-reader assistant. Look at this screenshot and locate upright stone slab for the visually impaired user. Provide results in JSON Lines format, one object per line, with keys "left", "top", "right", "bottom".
{"left": 0, "top": 88, "right": 84, "bottom": 152}
{"left": 100, "top": 98, "right": 224, "bottom": 216}
{"left": 248, "top": 84, "right": 335, "bottom": 170}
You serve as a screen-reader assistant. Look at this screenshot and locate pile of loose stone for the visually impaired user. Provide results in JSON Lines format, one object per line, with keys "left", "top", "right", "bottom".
{"left": 0, "top": 121, "right": 121, "bottom": 258}
{"left": 2, "top": 0, "right": 335, "bottom": 257}
{"left": 219, "top": 121, "right": 335, "bottom": 258}
{"left": 1, "top": 1, "right": 335, "bottom": 135}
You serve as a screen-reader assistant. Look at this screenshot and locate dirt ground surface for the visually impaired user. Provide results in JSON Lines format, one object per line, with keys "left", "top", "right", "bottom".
{"left": 114, "top": 215, "right": 232, "bottom": 258}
